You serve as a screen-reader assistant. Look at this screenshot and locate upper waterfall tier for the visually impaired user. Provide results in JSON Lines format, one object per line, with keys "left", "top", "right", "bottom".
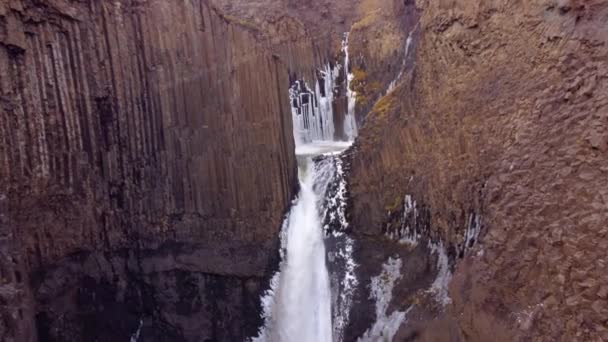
{"left": 289, "top": 34, "right": 359, "bottom": 145}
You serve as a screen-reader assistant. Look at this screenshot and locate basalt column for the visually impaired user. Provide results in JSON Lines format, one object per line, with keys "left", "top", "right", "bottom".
{"left": 0, "top": 0, "right": 297, "bottom": 341}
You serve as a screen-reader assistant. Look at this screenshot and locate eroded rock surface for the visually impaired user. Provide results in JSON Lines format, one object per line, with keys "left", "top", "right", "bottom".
{"left": 347, "top": 0, "right": 608, "bottom": 340}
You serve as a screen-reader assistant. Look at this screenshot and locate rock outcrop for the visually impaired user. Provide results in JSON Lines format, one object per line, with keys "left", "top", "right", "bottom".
{"left": 346, "top": 0, "right": 608, "bottom": 340}
{"left": 0, "top": 0, "right": 297, "bottom": 341}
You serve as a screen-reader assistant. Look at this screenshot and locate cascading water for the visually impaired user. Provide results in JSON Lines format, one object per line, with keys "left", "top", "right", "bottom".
{"left": 254, "top": 23, "right": 454, "bottom": 342}
{"left": 342, "top": 33, "right": 358, "bottom": 141}
{"left": 290, "top": 64, "right": 340, "bottom": 145}
{"left": 252, "top": 33, "right": 359, "bottom": 342}
{"left": 271, "top": 157, "right": 337, "bottom": 342}
{"left": 252, "top": 144, "right": 353, "bottom": 342}
{"left": 387, "top": 24, "right": 418, "bottom": 94}
{"left": 290, "top": 35, "right": 359, "bottom": 145}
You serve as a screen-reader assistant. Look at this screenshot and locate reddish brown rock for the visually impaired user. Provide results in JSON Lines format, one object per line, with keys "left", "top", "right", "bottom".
{"left": 0, "top": 0, "right": 297, "bottom": 340}
{"left": 346, "top": 0, "right": 608, "bottom": 340}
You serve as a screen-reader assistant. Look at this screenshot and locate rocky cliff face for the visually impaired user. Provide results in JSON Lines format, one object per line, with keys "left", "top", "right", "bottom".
{"left": 346, "top": 0, "right": 608, "bottom": 340}
{"left": 211, "top": 0, "right": 364, "bottom": 142}
{"left": 0, "top": 0, "right": 297, "bottom": 341}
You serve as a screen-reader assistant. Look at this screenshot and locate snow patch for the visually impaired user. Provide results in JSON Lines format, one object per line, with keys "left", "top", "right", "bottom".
{"left": 325, "top": 157, "right": 359, "bottom": 341}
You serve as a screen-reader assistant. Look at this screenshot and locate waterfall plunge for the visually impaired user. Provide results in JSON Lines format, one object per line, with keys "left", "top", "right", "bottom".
{"left": 252, "top": 33, "right": 359, "bottom": 342}
{"left": 342, "top": 33, "right": 358, "bottom": 141}
{"left": 271, "top": 161, "right": 334, "bottom": 342}
{"left": 252, "top": 151, "right": 352, "bottom": 342}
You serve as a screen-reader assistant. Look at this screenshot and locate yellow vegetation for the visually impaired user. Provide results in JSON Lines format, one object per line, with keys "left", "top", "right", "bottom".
{"left": 385, "top": 194, "right": 403, "bottom": 213}
{"left": 351, "top": 9, "right": 380, "bottom": 31}
{"left": 370, "top": 91, "right": 398, "bottom": 118}
{"left": 217, "top": 13, "right": 261, "bottom": 32}
{"left": 350, "top": 67, "right": 386, "bottom": 109}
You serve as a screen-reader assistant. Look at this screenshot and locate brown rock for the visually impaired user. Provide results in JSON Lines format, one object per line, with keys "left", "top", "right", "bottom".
{"left": 591, "top": 301, "right": 606, "bottom": 315}
{"left": 1, "top": 0, "right": 299, "bottom": 340}
{"left": 579, "top": 278, "right": 598, "bottom": 289}
{"left": 345, "top": 0, "right": 608, "bottom": 340}
{"left": 598, "top": 286, "right": 608, "bottom": 299}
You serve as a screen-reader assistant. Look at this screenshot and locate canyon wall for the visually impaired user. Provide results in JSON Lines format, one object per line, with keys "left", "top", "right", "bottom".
{"left": 211, "top": 0, "right": 356, "bottom": 78}
{"left": 0, "top": 0, "right": 297, "bottom": 341}
{"left": 212, "top": 0, "right": 364, "bottom": 142}
{"left": 346, "top": 0, "right": 608, "bottom": 340}
{"left": 347, "top": 0, "right": 415, "bottom": 120}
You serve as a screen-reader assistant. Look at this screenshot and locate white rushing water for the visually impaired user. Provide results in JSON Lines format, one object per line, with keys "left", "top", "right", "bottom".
{"left": 342, "top": 33, "right": 358, "bottom": 141}
{"left": 271, "top": 158, "right": 334, "bottom": 342}
{"left": 253, "top": 32, "right": 361, "bottom": 342}
{"left": 252, "top": 142, "right": 352, "bottom": 342}
{"left": 290, "top": 34, "right": 359, "bottom": 145}
{"left": 290, "top": 64, "right": 340, "bottom": 145}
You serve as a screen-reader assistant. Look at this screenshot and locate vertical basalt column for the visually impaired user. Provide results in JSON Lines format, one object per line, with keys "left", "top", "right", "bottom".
{"left": 1, "top": 0, "right": 298, "bottom": 340}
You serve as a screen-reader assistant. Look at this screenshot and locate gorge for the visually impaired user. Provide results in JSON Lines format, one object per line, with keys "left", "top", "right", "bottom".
{"left": 2, "top": 0, "right": 608, "bottom": 341}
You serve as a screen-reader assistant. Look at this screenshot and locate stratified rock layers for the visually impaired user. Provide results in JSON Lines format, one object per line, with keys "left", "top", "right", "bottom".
{"left": 347, "top": 0, "right": 608, "bottom": 341}
{"left": 0, "top": 0, "right": 297, "bottom": 341}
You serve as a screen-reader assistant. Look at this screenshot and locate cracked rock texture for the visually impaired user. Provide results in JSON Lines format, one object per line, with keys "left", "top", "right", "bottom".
{"left": 347, "top": 0, "right": 608, "bottom": 340}
{"left": 0, "top": 0, "right": 297, "bottom": 340}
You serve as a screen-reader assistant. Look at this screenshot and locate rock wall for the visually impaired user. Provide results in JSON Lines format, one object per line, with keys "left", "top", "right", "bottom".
{"left": 0, "top": 0, "right": 297, "bottom": 341}
{"left": 346, "top": 0, "right": 608, "bottom": 340}
{"left": 211, "top": 0, "right": 351, "bottom": 82}
{"left": 347, "top": 0, "right": 415, "bottom": 120}
{"left": 212, "top": 0, "right": 365, "bottom": 143}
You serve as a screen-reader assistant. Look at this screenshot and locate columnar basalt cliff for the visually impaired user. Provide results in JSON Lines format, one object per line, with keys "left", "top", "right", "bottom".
{"left": 2, "top": 0, "right": 607, "bottom": 341}
{"left": 212, "top": 0, "right": 364, "bottom": 143}
{"left": 0, "top": 0, "right": 297, "bottom": 341}
{"left": 346, "top": 0, "right": 608, "bottom": 340}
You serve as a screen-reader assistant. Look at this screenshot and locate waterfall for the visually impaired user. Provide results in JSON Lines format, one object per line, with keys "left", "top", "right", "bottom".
{"left": 342, "top": 33, "right": 358, "bottom": 141}
{"left": 252, "top": 145, "right": 353, "bottom": 342}
{"left": 253, "top": 31, "right": 361, "bottom": 342}
{"left": 290, "top": 64, "right": 339, "bottom": 144}
{"left": 387, "top": 25, "right": 418, "bottom": 94}
{"left": 290, "top": 34, "right": 359, "bottom": 144}
{"left": 271, "top": 160, "right": 334, "bottom": 342}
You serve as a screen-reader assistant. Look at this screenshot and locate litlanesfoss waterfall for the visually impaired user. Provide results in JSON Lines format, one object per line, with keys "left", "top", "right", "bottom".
{"left": 251, "top": 36, "right": 359, "bottom": 342}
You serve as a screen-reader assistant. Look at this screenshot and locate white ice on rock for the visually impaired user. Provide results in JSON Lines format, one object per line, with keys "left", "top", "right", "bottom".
{"left": 291, "top": 33, "right": 359, "bottom": 145}
{"left": 358, "top": 257, "right": 410, "bottom": 342}
{"left": 129, "top": 319, "right": 143, "bottom": 342}
{"left": 322, "top": 156, "right": 359, "bottom": 341}
{"left": 464, "top": 213, "right": 481, "bottom": 253}
{"left": 290, "top": 63, "right": 340, "bottom": 145}
{"left": 342, "top": 33, "right": 358, "bottom": 141}
{"left": 427, "top": 241, "right": 453, "bottom": 306}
